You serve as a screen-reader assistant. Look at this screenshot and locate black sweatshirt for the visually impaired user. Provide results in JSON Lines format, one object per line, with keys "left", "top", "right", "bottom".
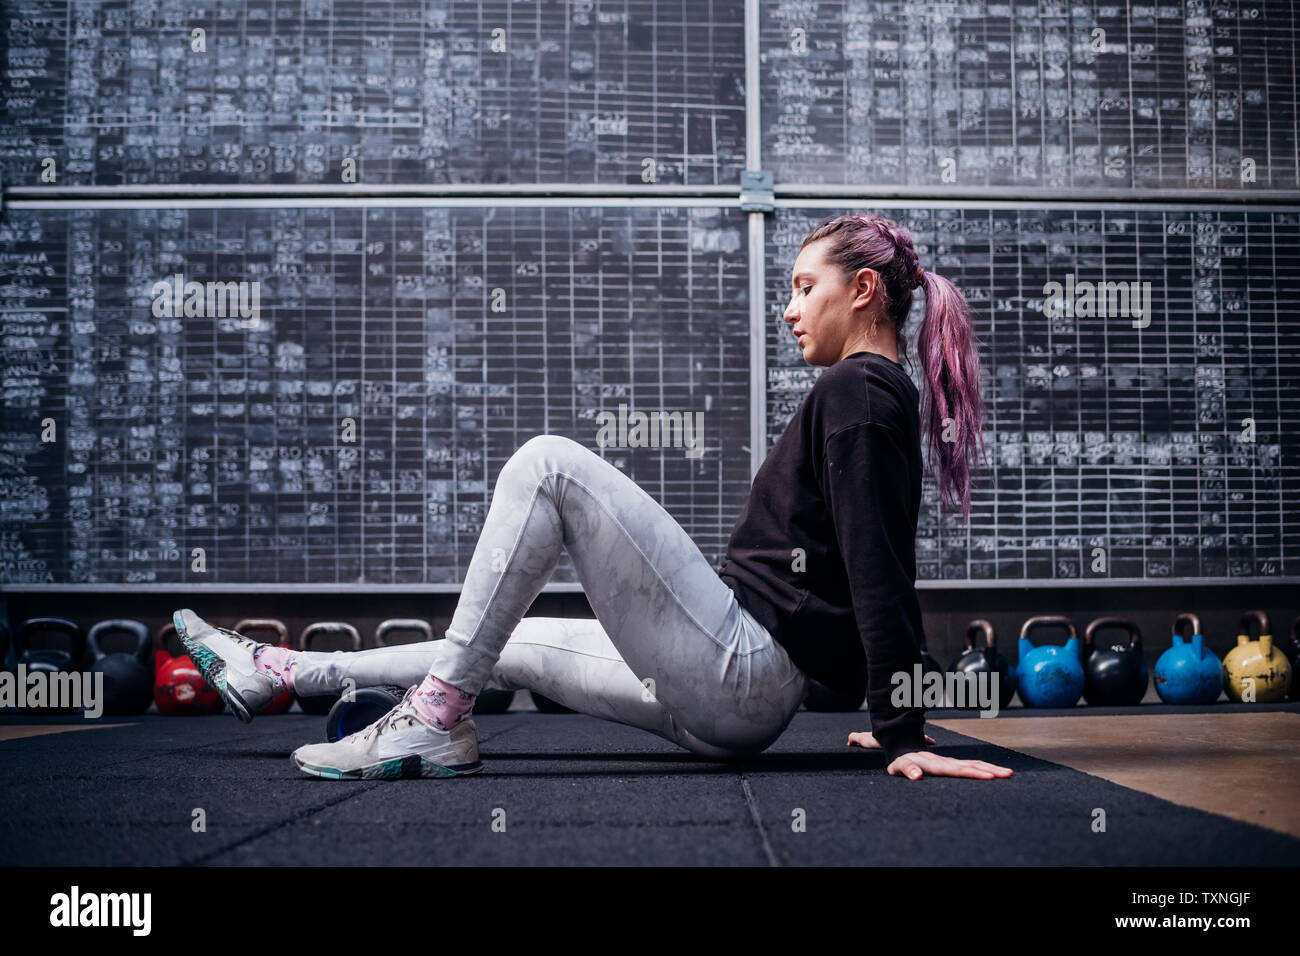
{"left": 717, "top": 350, "right": 930, "bottom": 765}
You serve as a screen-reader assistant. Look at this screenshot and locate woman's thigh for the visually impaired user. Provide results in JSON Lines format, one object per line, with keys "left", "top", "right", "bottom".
{"left": 494, "top": 616, "right": 806, "bottom": 758}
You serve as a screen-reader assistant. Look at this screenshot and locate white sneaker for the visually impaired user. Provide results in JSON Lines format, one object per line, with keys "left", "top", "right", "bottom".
{"left": 291, "top": 686, "right": 484, "bottom": 780}
{"left": 172, "top": 608, "right": 285, "bottom": 723}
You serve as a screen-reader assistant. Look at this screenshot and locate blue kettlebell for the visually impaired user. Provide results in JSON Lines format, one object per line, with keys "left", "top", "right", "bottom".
{"left": 1016, "top": 615, "right": 1084, "bottom": 708}
{"left": 326, "top": 684, "right": 407, "bottom": 742}
{"left": 1153, "top": 613, "right": 1223, "bottom": 705}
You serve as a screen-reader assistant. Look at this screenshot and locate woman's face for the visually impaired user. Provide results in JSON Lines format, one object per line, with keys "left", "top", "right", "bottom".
{"left": 783, "top": 239, "right": 882, "bottom": 367}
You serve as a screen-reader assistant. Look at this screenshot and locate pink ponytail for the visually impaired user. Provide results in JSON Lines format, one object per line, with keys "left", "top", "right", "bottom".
{"left": 915, "top": 269, "right": 984, "bottom": 518}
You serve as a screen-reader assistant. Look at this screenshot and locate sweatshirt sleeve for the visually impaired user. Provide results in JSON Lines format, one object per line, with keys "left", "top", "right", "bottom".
{"left": 820, "top": 421, "right": 930, "bottom": 766}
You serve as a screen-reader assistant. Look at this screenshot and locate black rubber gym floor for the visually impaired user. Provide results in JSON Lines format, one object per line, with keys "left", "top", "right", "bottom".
{"left": 4, "top": 702, "right": 1298, "bottom": 866}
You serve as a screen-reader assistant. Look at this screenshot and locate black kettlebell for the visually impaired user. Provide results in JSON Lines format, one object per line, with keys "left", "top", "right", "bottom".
{"left": 803, "top": 678, "right": 866, "bottom": 712}
{"left": 948, "top": 619, "right": 1017, "bottom": 710}
{"left": 1082, "top": 617, "right": 1149, "bottom": 706}
{"left": 326, "top": 684, "right": 407, "bottom": 742}
{"left": 14, "top": 617, "right": 84, "bottom": 715}
{"left": 86, "top": 619, "right": 154, "bottom": 716}
{"left": 294, "top": 621, "right": 363, "bottom": 715}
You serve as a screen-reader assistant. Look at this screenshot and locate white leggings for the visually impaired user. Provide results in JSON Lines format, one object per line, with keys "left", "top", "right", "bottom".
{"left": 290, "top": 435, "right": 809, "bottom": 759}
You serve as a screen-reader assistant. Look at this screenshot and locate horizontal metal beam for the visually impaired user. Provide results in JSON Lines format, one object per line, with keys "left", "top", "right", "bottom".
{"left": 9, "top": 195, "right": 1297, "bottom": 213}
{"left": 4, "top": 577, "right": 1297, "bottom": 593}
{"left": 777, "top": 183, "right": 1300, "bottom": 205}
{"left": 4, "top": 195, "right": 735, "bottom": 210}
{"left": 8, "top": 181, "right": 1296, "bottom": 206}
{"left": 3, "top": 183, "right": 736, "bottom": 200}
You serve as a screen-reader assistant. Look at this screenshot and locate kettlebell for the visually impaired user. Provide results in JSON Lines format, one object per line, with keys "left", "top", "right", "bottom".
{"left": 295, "top": 621, "right": 363, "bottom": 715}
{"left": 1016, "top": 615, "right": 1085, "bottom": 708}
{"left": 326, "top": 684, "right": 408, "bottom": 742}
{"left": 153, "top": 622, "right": 224, "bottom": 716}
{"left": 1222, "top": 610, "right": 1292, "bottom": 703}
{"left": 804, "top": 678, "right": 866, "bottom": 712}
{"left": 233, "top": 618, "right": 293, "bottom": 714}
{"left": 1082, "top": 617, "right": 1149, "bottom": 706}
{"left": 948, "top": 619, "right": 1017, "bottom": 710}
{"left": 86, "top": 619, "right": 154, "bottom": 716}
{"left": 1153, "top": 613, "right": 1222, "bottom": 705}
{"left": 14, "top": 617, "right": 84, "bottom": 714}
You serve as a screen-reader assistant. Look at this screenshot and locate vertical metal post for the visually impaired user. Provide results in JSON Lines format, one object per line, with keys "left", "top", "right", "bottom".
{"left": 745, "top": 0, "right": 766, "bottom": 478}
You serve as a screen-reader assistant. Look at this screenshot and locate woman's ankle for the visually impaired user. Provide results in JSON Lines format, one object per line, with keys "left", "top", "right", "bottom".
{"left": 252, "top": 644, "right": 299, "bottom": 691}
{"left": 409, "top": 674, "right": 476, "bottom": 730}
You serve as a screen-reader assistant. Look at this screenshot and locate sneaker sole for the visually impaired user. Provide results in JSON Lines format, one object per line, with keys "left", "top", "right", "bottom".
{"left": 172, "top": 610, "right": 255, "bottom": 724}
{"left": 292, "top": 754, "right": 485, "bottom": 780}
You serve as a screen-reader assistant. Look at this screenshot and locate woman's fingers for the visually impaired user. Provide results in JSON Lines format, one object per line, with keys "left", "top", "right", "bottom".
{"left": 886, "top": 752, "right": 1014, "bottom": 780}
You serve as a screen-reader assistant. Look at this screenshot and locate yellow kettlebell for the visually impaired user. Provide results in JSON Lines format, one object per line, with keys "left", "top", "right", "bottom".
{"left": 1222, "top": 610, "right": 1292, "bottom": 703}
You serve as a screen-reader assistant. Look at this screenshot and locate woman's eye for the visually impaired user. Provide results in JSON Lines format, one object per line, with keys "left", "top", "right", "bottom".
{"left": 800, "top": 286, "right": 811, "bottom": 295}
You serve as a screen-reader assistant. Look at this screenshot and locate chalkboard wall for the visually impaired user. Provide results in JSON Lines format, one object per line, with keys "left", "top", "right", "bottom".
{"left": 2, "top": 1, "right": 1297, "bottom": 589}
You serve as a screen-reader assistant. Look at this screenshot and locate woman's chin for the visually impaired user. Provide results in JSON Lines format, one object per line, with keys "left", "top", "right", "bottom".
{"left": 798, "top": 345, "right": 828, "bottom": 367}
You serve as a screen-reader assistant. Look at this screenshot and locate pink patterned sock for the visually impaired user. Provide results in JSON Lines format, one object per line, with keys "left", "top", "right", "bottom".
{"left": 252, "top": 644, "right": 299, "bottom": 691}
{"left": 409, "top": 674, "right": 476, "bottom": 731}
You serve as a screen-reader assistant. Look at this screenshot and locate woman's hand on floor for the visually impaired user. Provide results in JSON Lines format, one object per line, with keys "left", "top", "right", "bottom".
{"left": 847, "top": 731, "right": 1014, "bottom": 780}
{"left": 886, "top": 751, "right": 1013, "bottom": 780}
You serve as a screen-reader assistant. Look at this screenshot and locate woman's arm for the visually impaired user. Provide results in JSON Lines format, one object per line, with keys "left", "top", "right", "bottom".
{"left": 821, "top": 421, "right": 930, "bottom": 762}
{"left": 821, "top": 422, "right": 1012, "bottom": 780}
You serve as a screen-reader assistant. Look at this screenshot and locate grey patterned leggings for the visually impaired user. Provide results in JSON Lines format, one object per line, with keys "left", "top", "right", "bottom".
{"left": 290, "top": 435, "right": 809, "bottom": 759}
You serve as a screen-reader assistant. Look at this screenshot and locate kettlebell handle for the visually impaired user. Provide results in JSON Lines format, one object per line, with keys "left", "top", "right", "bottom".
{"left": 86, "top": 619, "right": 152, "bottom": 660}
{"left": 14, "top": 617, "right": 83, "bottom": 656}
{"left": 964, "top": 619, "right": 995, "bottom": 650}
{"left": 1173, "top": 612, "right": 1201, "bottom": 639}
{"left": 1238, "top": 610, "right": 1271, "bottom": 639}
{"left": 155, "top": 623, "right": 183, "bottom": 658}
{"left": 375, "top": 618, "right": 435, "bottom": 647}
{"left": 1019, "top": 615, "right": 1077, "bottom": 643}
{"left": 298, "top": 621, "right": 363, "bottom": 652}
{"left": 234, "top": 619, "right": 290, "bottom": 645}
{"left": 1084, "top": 616, "right": 1142, "bottom": 648}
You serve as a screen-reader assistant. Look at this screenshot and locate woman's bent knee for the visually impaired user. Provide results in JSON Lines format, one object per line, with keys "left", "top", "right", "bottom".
{"left": 500, "top": 434, "right": 590, "bottom": 486}
{"left": 516, "top": 433, "right": 584, "bottom": 463}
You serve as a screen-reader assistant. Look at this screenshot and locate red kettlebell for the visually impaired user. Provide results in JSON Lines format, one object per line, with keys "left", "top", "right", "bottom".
{"left": 153, "top": 622, "right": 223, "bottom": 716}
{"left": 234, "top": 618, "right": 294, "bottom": 714}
